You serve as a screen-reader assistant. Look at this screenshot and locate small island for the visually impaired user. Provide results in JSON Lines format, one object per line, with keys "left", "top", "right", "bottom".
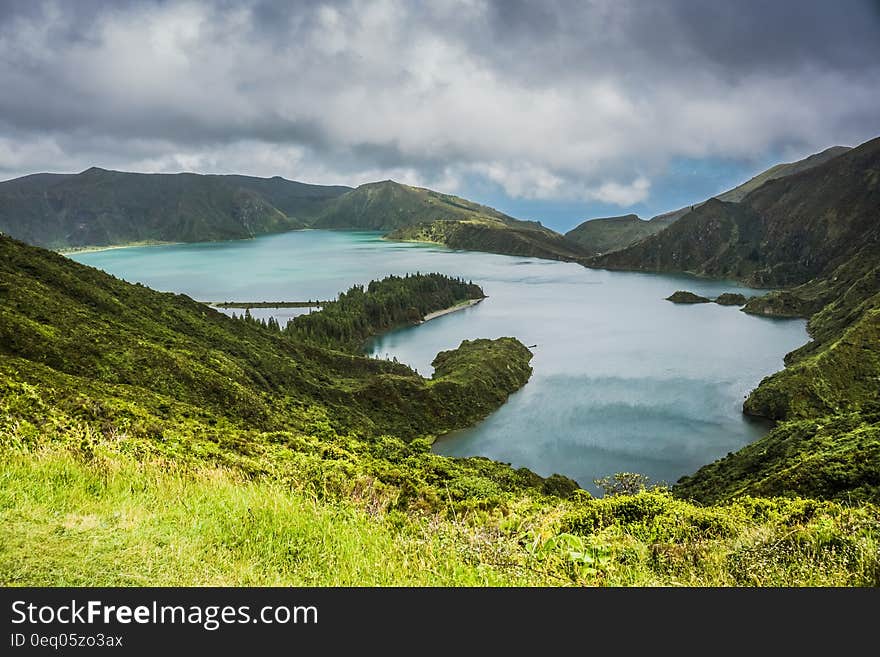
{"left": 714, "top": 292, "right": 748, "bottom": 306}
{"left": 666, "top": 290, "right": 711, "bottom": 304}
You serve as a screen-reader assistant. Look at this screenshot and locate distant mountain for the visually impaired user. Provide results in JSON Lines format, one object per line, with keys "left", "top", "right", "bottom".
{"left": 387, "top": 217, "right": 588, "bottom": 262}
{"left": 565, "top": 145, "right": 851, "bottom": 256}
{"left": 591, "top": 136, "right": 879, "bottom": 287}
{"left": 564, "top": 214, "right": 652, "bottom": 256}
{"left": 0, "top": 168, "right": 351, "bottom": 249}
{"left": 310, "top": 179, "right": 543, "bottom": 232}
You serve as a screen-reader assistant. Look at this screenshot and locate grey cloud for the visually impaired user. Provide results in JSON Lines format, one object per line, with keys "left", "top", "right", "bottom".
{"left": 0, "top": 0, "right": 878, "bottom": 203}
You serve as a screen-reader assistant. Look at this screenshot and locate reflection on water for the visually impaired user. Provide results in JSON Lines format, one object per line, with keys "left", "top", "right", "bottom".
{"left": 74, "top": 230, "right": 807, "bottom": 493}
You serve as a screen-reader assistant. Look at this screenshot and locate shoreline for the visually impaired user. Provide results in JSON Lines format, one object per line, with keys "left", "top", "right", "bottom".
{"left": 57, "top": 241, "right": 180, "bottom": 255}
{"left": 421, "top": 297, "right": 484, "bottom": 323}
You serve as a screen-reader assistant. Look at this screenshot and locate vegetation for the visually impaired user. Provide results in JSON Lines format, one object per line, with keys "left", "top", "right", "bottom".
{"left": 672, "top": 143, "right": 880, "bottom": 504}
{"left": 666, "top": 290, "right": 711, "bottom": 304}
{"left": 212, "top": 301, "right": 325, "bottom": 309}
{"left": 3, "top": 231, "right": 878, "bottom": 586}
{"left": 387, "top": 218, "right": 588, "bottom": 262}
{"left": 564, "top": 214, "right": 665, "bottom": 256}
{"left": 311, "top": 180, "right": 545, "bottom": 232}
{"left": 3, "top": 136, "right": 880, "bottom": 585}
{"left": 284, "top": 273, "right": 484, "bottom": 351}
{"left": 0, "top": 168, "right": 352, "bottom": 249}
{"left": 714, "top": 293, "right": 748, "bottom": 306}
{"left": 592, "top": 137, "right": 878, "bottom": 288}
{"left": 568, "top": 145, "right": 849, "bottom": 258}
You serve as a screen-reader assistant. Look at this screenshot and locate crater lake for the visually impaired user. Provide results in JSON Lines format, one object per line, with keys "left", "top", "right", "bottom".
{"left": 71, "top": 230, "right": 807, "bottom": 493}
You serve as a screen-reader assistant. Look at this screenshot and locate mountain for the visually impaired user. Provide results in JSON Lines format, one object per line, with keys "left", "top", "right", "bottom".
{"left": 310, "top": 179, "right": 543, "bottom": 232}
{"left": 387, "top": 217, "right": 589, "bottom": 261}
{"left": 4, "top": 233, "right": 878, "bottom": 586}
{"left": 0, "top": 168, "right": 351, "bottom": 249}
{"left": 715, "top": 146, "right": 851, "bottom": 203}
{"left": 0, "top": 233, "right": 541, "bottom": 441}
{"left": 565, "top": 214, "right": 654, "bottom": 256}
{"left": 566, "top": 145, "right": 851, "bottom": 256}
{"left": 669, "top": 138, "right": 880, "bottom": 504}
{"left": 591, "top": 136, "right": 879, "bottom": 287}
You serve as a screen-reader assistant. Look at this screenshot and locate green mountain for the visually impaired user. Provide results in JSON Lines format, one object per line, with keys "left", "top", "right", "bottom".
{"left": 591, "top": 136, "right": 879, "bottom": 287}
{"left": 310, "top": 179, "right": 542, "bottom": 232}
{"left": 715, "top": 146, "right": 851, "bottom": 203}
{"left": 386, "top": 217, "right": 589, "bottom": 261}
{"left": 565, "top": 214, "right": 656, "bottom": 256}
{"left": 0, "top": 168, "right": 350, "bottom": 249}
{"left": 3, "top": 233, "right": 878, "bottom": 586}
{"left": 0, "top": 234, "right": 539, "bottom": 441}
{"left": 664, "top": 138, "right": 880, "bottom": 504}
{"left": 566, "top": 145, "right": 850, "bottom": 256}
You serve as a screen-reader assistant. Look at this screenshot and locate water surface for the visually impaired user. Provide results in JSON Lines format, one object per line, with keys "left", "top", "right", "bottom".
{"left": 73, "top": 231, "right": 807, "bottom": 492}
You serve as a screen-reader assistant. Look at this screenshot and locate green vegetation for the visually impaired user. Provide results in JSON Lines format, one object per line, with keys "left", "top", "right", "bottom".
{"left": 568, "top": 145, "right": 849, "bottom": 258}
{"left": 676, "top": 406, "right": 880, "bottom": 505}
{"left": 211, "top": 301, "right": 325, "bottom": 309}
{"left": 387, "top": 218, "right": 588, "bottom": 262}
{"left": 311, "top": 180, "right": 543, "bottom": 232}
{"left": 4, "top": 440, "right": 878, "bottom": 586}
{"left": 284, "top": 273, "right": 483, "bottom": 351}
{"left": 671, "top": 142, "right": 880, "bottom": 504}
{"left": 0, "top": 168, "right": 352, "bottom": 249}
{"left": 714, "top": 146, "right": 850, "bottom": 203}
{"left": 3, "top": 135, "right": 880, "bottom": 585}
{"left": 666, "top": 290, "right": 711, "bottom": 304}
{"left": 564, "top": 214, "right": 664, "bottom": 256}
{"left": 714, "top": 293, "right": 748, "bottom": 306}
{"left": 3, "top": 230, "right": 879, "bottom": 586}
{"left": 592, "top": 137, "right": 878, "bottom": 288}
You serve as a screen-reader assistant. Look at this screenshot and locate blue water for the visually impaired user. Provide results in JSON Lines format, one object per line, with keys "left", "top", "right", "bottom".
{"left": 72, "top": 231, "right": 807, "bottom": 492}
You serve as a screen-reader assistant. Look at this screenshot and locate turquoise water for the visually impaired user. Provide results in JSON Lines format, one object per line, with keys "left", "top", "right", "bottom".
{"left": 73, "top": 231, "right": 808, "bottom": 492}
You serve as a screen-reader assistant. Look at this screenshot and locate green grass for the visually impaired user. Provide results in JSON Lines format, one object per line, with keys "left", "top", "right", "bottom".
{"left": 3, "top": 438, "right": 879, "bottom": 587}
{"left": 0, "top": 449, "right": 538, "bottom": 586}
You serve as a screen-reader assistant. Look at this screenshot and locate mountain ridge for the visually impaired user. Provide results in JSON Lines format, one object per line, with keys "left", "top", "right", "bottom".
{"left": 565, "top": 145, "right": 852, "bottom": 256}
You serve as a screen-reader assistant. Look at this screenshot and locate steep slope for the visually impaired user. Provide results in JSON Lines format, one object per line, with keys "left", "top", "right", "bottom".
{"left": 2, "top": 235, "right": 879, "bottom": 586}
{"left": 592, "top": 136, "right": 880, "bottom": 288}
{"left": 674, "top": 220, "right": 880, "bottom": 504}
{"left": 0, "top": 234, "right": 535, "bottom": 441}
{"left": 567, "top": 145, "right": 850, "bottom": 256}
{"left": 0, "top": 168, "right": 349, "bottom": 249}
{"left": 386, "top": 218, "right": 589, "bottom": 261}
{"left": 715, "top": 146, "right": 851, "bottom": 203}
{"left": 565, "top": 214, "right": 655, "bottom": 256}
{"left": 311, "top": 180, "right": 547, "bottom": 232}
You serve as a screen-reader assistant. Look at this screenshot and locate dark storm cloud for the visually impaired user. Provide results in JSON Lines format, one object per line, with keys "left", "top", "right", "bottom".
{"left": 0, "top": 0, "right": 878, "bottom": 203}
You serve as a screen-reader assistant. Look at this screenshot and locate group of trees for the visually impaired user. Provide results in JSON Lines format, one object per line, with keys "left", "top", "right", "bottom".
{"left": 280, "top": 273, "right": 484, "bottom": 351}
{"left": 230, "top": 309, "right": 282, "bottom": 331}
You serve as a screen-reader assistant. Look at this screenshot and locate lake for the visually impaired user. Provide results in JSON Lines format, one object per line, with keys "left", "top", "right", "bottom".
{"left": 72, "top": 230, "right": 807, "bottom": 493}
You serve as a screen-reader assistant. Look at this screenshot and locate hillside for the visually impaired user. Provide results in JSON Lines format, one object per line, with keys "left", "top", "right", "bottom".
{"left": 567, "top": 145, "right": 850, "bottom": 256}
{"left": 669, "top": 140, "right": 880, "bottom": 504}
{"left": 386, "top": 217, "right": 589, "bottom": 261}
{"left": 2, "top": 234, "right": 878, "bottom": 586}
{"left": 0, "top": 168, "right": 350, "bottom": 249}
{"left": 715, "top": 146, "right": 851, "bottom": 203}
{"left": 591, "top": 136, "right": 880, "bottom": 288}
{"left": 311, "top": 180, "right": 547, "bottom": 232}
{"left": 565, "top": 214, "right": 656, "bottom": 256}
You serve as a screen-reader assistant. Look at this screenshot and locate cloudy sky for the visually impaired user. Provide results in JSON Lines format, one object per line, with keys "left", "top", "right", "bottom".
{"left": 1, "top": 0, "right": 879, "bottom": 231}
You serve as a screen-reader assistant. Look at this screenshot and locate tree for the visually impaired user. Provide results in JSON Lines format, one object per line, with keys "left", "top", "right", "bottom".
{"left": 593, "top": 472, "right": 654, "bottom": 497}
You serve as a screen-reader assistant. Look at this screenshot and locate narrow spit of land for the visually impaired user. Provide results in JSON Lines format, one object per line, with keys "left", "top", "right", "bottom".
{"left": 421, "top": 297, "right": 484, "bottom": 323}
{"left": 209, "top": 300, "right": 327, "bottom": 309}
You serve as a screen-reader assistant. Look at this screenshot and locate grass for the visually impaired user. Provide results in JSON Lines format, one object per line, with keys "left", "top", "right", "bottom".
{"left": 0, "top": 448, "right": 537, "bottom": 586}
{"left": 3, "top": 441, "right": 878, "bottom": 587}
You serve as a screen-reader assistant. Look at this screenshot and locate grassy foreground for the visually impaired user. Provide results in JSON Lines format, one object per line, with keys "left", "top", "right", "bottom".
{"left": 3, "top": 437, "right": 878, "bottom": 587}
